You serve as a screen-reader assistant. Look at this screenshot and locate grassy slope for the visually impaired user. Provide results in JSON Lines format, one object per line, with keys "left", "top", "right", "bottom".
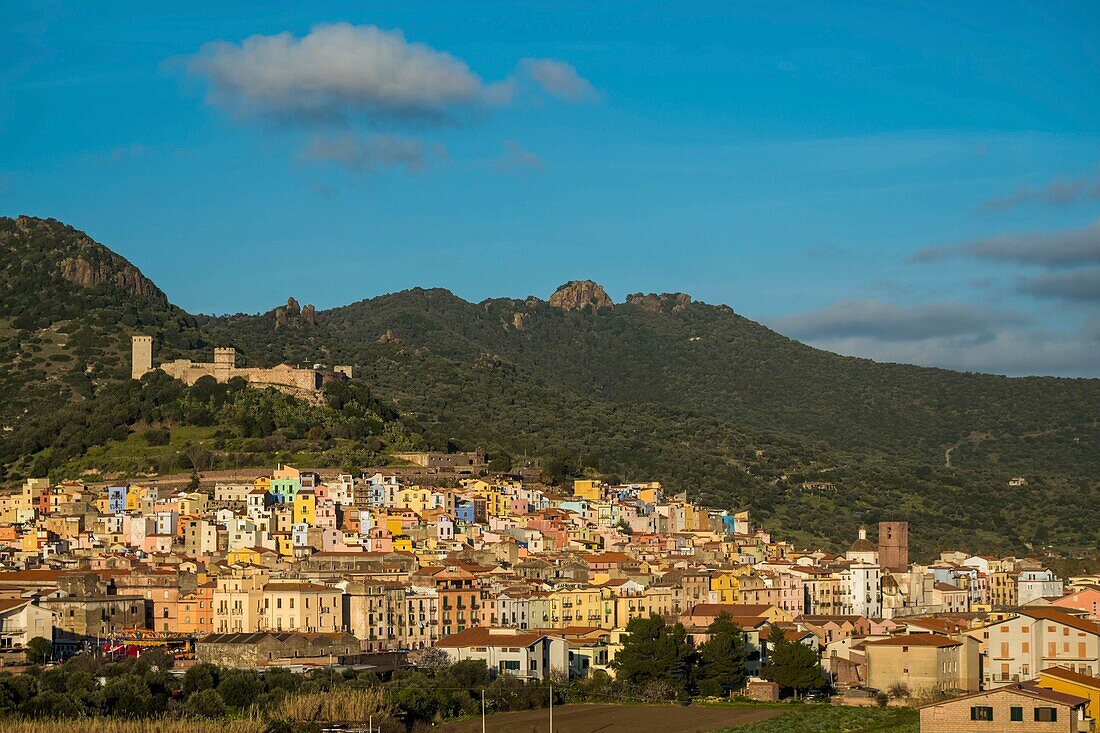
{"left": 3, "top": 216, "right": 1098, "bottom": 557}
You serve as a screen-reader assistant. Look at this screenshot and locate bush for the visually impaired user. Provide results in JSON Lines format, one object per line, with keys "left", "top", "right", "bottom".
{"left": 183, "top": 688, "right": 227, "bottom": 719}
{"left": 143, "top": 428, "right": 170, "bottom": 446}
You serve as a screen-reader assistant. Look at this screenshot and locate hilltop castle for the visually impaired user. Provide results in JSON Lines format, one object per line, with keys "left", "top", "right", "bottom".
{"left": 131, "top": 335, "right": 351, "bottom": 399}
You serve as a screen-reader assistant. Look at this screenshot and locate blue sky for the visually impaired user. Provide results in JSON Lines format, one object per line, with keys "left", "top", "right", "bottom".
{"left": 2, "top": 1, "right": 1099, "bottom": 376}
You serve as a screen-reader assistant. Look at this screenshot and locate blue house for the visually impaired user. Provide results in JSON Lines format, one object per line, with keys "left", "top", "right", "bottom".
{"left": 107, "top": 485, "right": 128, "bottom": 515}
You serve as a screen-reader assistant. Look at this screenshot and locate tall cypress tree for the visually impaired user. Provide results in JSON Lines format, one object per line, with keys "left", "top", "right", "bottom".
{"left": 697, "top": 612, "right": 749, "bottom": 696}
{"left": 613, "top": 615, "right": 696, "bottom": 697}
{"left": 761, "top": 623, "right": 823, "bottom": 697}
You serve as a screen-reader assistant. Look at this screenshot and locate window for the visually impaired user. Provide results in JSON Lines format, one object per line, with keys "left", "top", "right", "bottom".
{"left": 1010, "top": 706, "right": 1022, "bottom": 722}
{"left": 970, "top": 706, "right": 993, "bottom": 721}
{"left": 1034, "top": 708, "right": 1057, "bottom": 722}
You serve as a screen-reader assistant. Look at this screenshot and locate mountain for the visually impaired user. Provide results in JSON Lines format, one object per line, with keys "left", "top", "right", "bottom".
{"left": 2, "top": 216, "right": 1098, "bottom": 556}
{"left": 0, "top": 217, "right": 416, "bottom": 480}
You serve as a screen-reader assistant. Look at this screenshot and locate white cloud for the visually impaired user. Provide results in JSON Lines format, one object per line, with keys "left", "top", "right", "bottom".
{"left": 520, "top": 58, "right": 599, "bottom": 103}
{"left": 188, "top": 23, "right": 513, "bottom": 124}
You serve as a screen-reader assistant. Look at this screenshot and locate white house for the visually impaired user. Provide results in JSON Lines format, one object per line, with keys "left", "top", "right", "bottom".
{"left": 435, "top": 626, "right": 570, "bottom": 680}
{"left": 0, "top": 600, "right": 54, "bottom": 652}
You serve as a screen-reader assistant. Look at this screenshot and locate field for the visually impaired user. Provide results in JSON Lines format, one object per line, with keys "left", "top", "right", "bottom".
{"left": 437, "top": 703, "right": 782, "bottom": 733}
{"left": 715, "top": 704, "right": 919, "bottom": 733}
{"left": 0, "top": 703, "right": 918, "bottom": 733}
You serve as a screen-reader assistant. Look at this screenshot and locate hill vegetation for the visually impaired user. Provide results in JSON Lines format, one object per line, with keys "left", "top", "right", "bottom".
{"left": 1, "top": 216, "right": 1097, "bottom": 557}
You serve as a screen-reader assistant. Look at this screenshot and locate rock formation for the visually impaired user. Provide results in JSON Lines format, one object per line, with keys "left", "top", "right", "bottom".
{"left": 625, "top": 292, "right": 693, "bottom": 313}
{"left": 59, "top": 256, "right": 162, "bottom": 300}
{"left": 548, "top": 280, "right": 613, "bottom": 312}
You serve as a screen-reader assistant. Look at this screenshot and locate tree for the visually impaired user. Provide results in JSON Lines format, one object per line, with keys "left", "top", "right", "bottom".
{"left": 697, "top": 613, "right": 748, "bottom": 696}
{"left": 25, "top": 637, "right": 52, "bottom": 664}
{"left": 416, "top": 646, "right": 452, "bottom": 675}
{"left": 183, "top": 688, "right": 227, "bottom": 718}
{"left": 612, "top": 615, "right": 696, "bottom": 698}
{"left": 217, "top": 669, "right": 264, "bottom": 709}
{"left": 182, "top": 662, "right": 220, "bottom": 695}
{"left": 761, "top": 624, "right": 824, "bottom": 697}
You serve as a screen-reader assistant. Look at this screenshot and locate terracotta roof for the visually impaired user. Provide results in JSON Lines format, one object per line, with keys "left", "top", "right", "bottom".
{"left": 864, "top": 634, "right": 960, "bottom": 648}
{"left": 685, "top": 603, "right": 774, "bottom": 617}
{"left": 923, "top": 682, "right": 1089, "bottom": 710}
{"left": 435, "top": 626, "right": 553, "bottom": 649}
{"left": 1039, "top": 666, "right": 1100, "bottom": 689}
{"left": 1021, "top": 607, "right": 1100, "bottom": 636}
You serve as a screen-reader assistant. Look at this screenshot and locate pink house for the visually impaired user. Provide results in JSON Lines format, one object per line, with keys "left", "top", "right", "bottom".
{"left": 1053, "top": 586, "right": 1100, "bottom": 620}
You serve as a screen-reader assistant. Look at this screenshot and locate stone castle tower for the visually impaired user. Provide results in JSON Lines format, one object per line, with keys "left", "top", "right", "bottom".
{"left": 878, "top": 521, "right": 909, "bottom": 572}
{"left": 131, "top": 335, "right": 153, "bottom": 380}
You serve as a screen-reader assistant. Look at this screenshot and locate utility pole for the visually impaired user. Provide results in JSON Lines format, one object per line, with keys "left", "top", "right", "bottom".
{"left": 549, "top": 683, "right": 553, "bottom": 733}
{"left": 481, "top": 688, "right": 486, "bottom": 733}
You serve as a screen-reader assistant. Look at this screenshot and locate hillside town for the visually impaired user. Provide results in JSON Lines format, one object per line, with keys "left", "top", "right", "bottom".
{"left": 0, "top": 461, "right": 1096, "bottom": 730}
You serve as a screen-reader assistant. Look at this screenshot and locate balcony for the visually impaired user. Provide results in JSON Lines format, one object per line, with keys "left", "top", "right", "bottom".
{"left": 989, "top": 674, "right": 1021, "bottom": 684}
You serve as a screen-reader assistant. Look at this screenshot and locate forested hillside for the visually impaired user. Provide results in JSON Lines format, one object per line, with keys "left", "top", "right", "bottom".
{"left": 2, "top": 216, "right": 1097, "bottom": 556}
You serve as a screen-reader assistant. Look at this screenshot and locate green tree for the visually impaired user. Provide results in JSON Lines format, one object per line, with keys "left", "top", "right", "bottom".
{"left": 183, "top": 688, "right": 227, "bottom": 719}
{"left": 761, "top": 623, "right": 823, "bottom": 697}
{"left": 217, "top": 668, "right": 264, "bottom": 709}
{"left": 697, "top": 613, "right": 748, "bottom": 696}
{"left": 24, "top": 637, "right": 52, "bottom": 664}
{"left": 102, "top": 673, "right": 156, "bottom": 717}
{"left": 182, "top": 662, "right": 220, "bottom": 695}
{"left": 612, "top": 615, "right": 696, "bottom": 698}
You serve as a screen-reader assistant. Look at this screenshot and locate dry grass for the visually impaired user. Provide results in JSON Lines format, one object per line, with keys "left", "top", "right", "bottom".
{"left": 0, "top": 720, "right": 264, "bottom": 733}
{"left": 276, "top": 685, "right": 390, "bottom": 721}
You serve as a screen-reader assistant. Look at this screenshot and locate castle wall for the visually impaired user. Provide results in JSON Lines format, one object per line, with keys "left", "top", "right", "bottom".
{"left": 133, "top": 336, "right": 344, "bottom": 399}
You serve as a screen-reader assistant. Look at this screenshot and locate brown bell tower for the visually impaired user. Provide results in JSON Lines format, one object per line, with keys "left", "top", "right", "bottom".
{"left": 878, "top": 521, "right": 909, "bottom": 572}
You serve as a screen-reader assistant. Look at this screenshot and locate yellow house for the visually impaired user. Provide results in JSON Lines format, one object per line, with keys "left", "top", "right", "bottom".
{"left": 395, "top": 486, "right": 441, "bottom": 515}
{"left": 292, "top": 490, "right": 316, "bottom": 525}
{"left": 1038, "top": 666, "right": 1100, "bottom": 719}
{"left": 547, "top": 587, "right": 615, "bottom": 628}
{"left": 254, "top": 476, "right": 271, "bottom": 494}
{"left": 384, "top": 514, "right": 405, "bottom": 536}
{"left": 124, "top": 484, "right": 146, "bottom": 512}
{"left": 392, "top": 535, "right": 414, "bottom": 553}
{"left": 273, "top": 534, "right": 295, "bottom": 559}
{"left": 710, "top": 567, "right": 753, "bottom": 603}
{"left": 573, "top": 480, "right": 602, "bottom": 502}
{"left": 464, "top": 479, "right": 492, "bottom": 495}
{"left": 176, "top": 492, "right": 208, "bottom": 515}
{"left": 226, "top": 546, "right": 268, "bottom": 566}
{"left": 485, "top": 488, "right": 510, "bottom": 518}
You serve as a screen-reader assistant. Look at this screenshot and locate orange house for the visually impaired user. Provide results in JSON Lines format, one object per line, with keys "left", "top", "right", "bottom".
{"left": 177, "top": 583, "right": 215, "bottom": 635}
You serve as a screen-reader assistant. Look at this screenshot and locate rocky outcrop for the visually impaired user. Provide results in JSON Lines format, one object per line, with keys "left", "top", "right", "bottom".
{"left": 625, "top": 292, "right": 693, "bottom": 313}
{"left": 273, "top": 297, "right": 316, "bottom": 328}
{"left": 512, "top": 312, "right": 525, "bottom": 330}
{"left": 548, "top": 280, "right": 613, "bottom": 312}
{"left": 58, "top": 255, "right": 165, "bottom": 301}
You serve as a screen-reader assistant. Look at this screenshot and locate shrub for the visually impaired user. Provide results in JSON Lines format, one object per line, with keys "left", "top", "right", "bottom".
{"left": 183, "top": 688, "right": 227, "bottom": 719}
